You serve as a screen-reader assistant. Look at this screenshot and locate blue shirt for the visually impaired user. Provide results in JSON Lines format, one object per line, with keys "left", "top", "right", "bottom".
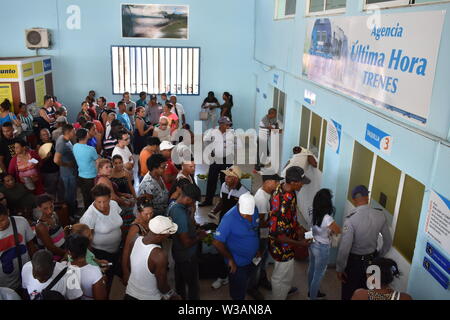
{"left": 87, "top": 137, "right": 97, "bottom": 148}
{"left": 0, "top": 113, "right": 17, "bottom": 126}
{"left": 73, "top": 143, "right": 98, "bottom": 179}
{"left": 117, "top": 112, "right": 131, "bottom": 131}
{"left": 136, "top": 99, "right": 147, "bottom": 108}
{"left": 214, "top": 205, "right": 260, "bottom": 267}
{"left": 168, "top": 202, "right": 197, "bottom": 262}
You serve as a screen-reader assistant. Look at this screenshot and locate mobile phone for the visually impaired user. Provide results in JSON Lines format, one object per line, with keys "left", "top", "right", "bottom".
{"left": 100, "top": 263, "right": 113, "bottom": 267}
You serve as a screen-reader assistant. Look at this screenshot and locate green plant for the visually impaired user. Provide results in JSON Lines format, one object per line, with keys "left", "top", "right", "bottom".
{"left": 202, "top": 233, "right": 214, "bottom": 245}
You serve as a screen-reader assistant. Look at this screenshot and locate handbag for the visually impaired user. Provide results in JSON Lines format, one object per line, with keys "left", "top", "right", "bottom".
{"left": 33, "top": 267, "right": 68, "bottom": 300}
{"left": 199, "top": 111, "right": 208, "bottom": 121}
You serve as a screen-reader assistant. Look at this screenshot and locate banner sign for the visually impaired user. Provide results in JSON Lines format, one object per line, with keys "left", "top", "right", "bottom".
{"left": 426, "top": 242, "right": 450, "bottom": 276}
{"left": 425, "top": 190, "right": 450, "bottom": 256}
{"left": 0, "top": 65, "right": 18, "bottom": 79}
{"left": 423, "top": 257, "right": 449, "bottom": 290}
{"left": 302, "top": 11, "right": 445, "bottom": 125}
{"left": 365, "top": 124, "right": 393, "bottom": 154}
{"left": 304, "top": 89, "right": 317, "bottom": 105}
{"left": 326, "top": 119, "right": 342, "bottom": 154}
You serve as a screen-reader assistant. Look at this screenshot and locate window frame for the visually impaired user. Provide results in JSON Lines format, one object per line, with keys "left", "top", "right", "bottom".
{"left": 363, "top": 0, "right": 450, "bottom": 10}
{"left": 274, "top": 0, "right": 297, "bottom": 20}
{"left": 110, "top": 45, "right": 201, "bottom": 96}
{"left": 298, "top": 105, "right": 327, "bottom": 172}
{"left": 347, "top": 141, "right": 425, "bottom": 263}
{"left": 305, "top": 0, "right": 347, "bottom": 17}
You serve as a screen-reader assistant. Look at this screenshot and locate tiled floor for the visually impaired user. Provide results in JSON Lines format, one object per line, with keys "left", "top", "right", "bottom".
{"left": 109, "top": 163, "right": 342, "bottom": 300}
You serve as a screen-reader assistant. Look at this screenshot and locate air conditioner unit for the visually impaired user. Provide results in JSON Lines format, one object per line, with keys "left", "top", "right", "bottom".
{"left": 25, "top": 28, "right": 50, "bottom": 49}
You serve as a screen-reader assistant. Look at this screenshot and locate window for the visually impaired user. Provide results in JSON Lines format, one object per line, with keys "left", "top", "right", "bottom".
{"left": 347, "top": 141, "right": 374, "bottom": 202}
{"left": 347, "top": 141, "right": 425, "bottom": 262}
{"left": 111, "top": 46, "right": 200, "bottom": 95}
{"left": 365, "top": 0, "right": 450, "bottom": 9}
{"left": 298, "top": 106, "right": 328, "bottom": 171}
{"left": 393, "top": 175, "right": 425, "bottom": 263}
{"left": 275, "top": 0, "right": 297, "bottom": 19}
{"left": 307, "top": 0, "right": 346, "bottom": 15}
{"left": 273, "top": 87, "right": 286, "bottom": 125}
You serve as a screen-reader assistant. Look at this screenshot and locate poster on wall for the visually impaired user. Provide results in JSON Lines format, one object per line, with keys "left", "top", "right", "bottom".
{"left": 326, "top": 119, "right": 342, "bottom": 154}
{"left": 35, "top": 76, "right": 45, "bottom": 106}
{"left": 302, "top": 11, "right": 445, "bottom": 125}
{"left": 0, "top": 84, "right": 13, "bottom": 107}
{"left": 425, "top": 190, "right": 450, "bottom": 256}
{"left": 22, "top": 63, "right": 33, "bottom": 78}
{"left": 122, "top": 4, "right": 188, "bottom": 39}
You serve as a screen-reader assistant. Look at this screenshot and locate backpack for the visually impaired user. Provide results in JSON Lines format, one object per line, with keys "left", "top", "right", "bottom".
{"left": 32, "top": 267, "right": 68, "bottom": 300}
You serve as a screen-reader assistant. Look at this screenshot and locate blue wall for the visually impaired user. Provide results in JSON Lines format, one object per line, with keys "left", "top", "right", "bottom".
{"left": 253, "top": 0, "right": 450, "bottom": 299}
{"left": 2, "top": 0, "right": 449, "bottom": 300}
{"left": 0, "top": 0, "right": 256, "bottom": 130}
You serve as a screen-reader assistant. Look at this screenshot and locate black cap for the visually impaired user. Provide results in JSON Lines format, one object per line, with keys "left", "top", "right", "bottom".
{"left": 262, "top": 174, "right": 284, "bottom": 182}
{"left": 285, "top": 166, "right": 311, "bottom": 184}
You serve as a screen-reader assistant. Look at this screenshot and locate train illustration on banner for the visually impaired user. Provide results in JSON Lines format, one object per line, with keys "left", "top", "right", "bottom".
{"left": 309, "top": 18, "right": 349, "bottom": 60}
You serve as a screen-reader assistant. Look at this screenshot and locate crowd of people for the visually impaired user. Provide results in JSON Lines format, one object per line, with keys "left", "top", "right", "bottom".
{"left": 0, "top": 90, "right": 411, "bottom": 301}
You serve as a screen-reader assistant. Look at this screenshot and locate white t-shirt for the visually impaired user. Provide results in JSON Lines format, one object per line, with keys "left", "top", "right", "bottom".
{"left": 112, "top": 145, "right": 134, "bottom": 165}
{"left": 254, "top": 188, "right": 271, "bottom": 239}
{"left": 77, "top": 264, "right": 103, "bottom": 300}
{"left": 281, "top": 149, "right": 316, "bottom": 178}
{"left": 0, "top": 216, "right": 35, "bottom": 290}
{"left": 312, "top": 214, "right": 334, "bottom": 245}
{"left": 80, "top": 200, "right": 123, "bottom": 253}
{"left": 21, "top": 261, "right": 83, "bottom": 300}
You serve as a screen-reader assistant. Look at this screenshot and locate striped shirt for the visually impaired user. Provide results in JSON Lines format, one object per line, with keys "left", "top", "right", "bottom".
{"left": 19, "top": 113, "right": 34, "bottom": 131}
{"left": 36, "top": 214, "right": 66, "bottom": 258}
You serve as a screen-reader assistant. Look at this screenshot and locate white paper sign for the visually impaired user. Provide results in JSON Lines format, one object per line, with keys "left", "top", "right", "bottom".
{"left": 425, "top": 190, "right": 450, "bottom": 256}
{"left": 326, "top": 119, "right": 342, "bottom": 154}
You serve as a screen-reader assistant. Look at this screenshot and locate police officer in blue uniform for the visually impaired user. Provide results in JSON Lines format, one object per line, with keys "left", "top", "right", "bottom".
{"left": 336, "top": 185, "right": 393, "bottom": 300}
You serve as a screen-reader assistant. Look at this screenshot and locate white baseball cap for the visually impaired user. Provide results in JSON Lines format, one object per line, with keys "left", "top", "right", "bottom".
{"left": 160, "top": 140, "right": 175, "bottom": 151}
{"left": 148, "top": 216, "right": 178, "bottom": 235}
{"left": 238, "top": 193, "right": 256, "bottom": 216}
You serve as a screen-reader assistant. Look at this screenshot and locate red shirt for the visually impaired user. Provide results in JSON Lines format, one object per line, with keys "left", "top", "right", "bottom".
{"left": 163, "top": 159, "right": 178, "bottom": 191}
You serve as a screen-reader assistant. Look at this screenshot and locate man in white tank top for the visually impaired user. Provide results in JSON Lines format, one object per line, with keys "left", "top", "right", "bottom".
{"left": 125, "top": 216, "right": 181, "bottom": 300}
